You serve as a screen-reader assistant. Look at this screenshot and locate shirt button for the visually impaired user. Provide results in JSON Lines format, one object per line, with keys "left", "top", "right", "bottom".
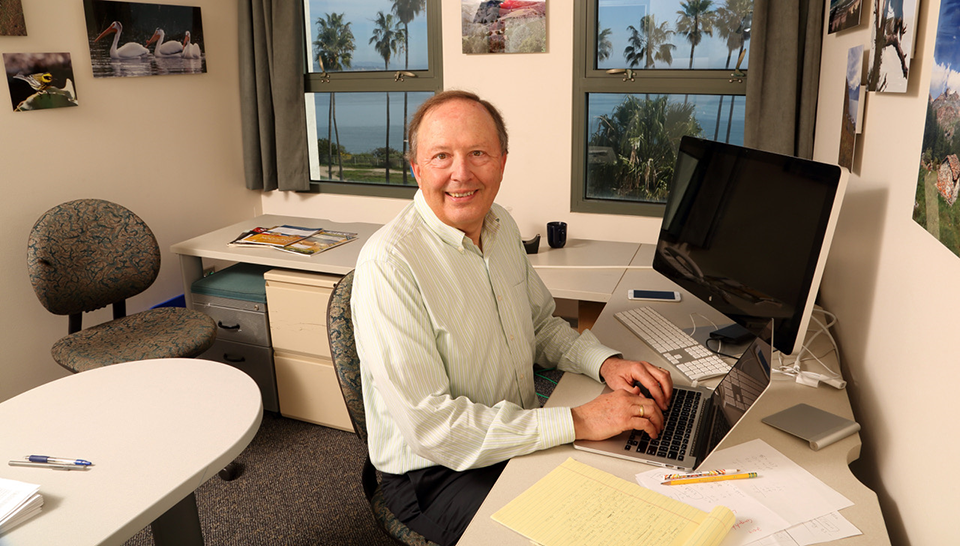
{"left": 509, "top": 335, "right": 514, "bottom": 341}
{"left": 497, "top": 295, "right": 503, "bottom": 301}
{"left": 520, "top": 374, "right": 525, "bottom": 380}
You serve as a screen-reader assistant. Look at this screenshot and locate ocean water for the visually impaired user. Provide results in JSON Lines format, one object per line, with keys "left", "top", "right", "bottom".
{"left": 310, "top": 92, "right": 746, "bottom": 157}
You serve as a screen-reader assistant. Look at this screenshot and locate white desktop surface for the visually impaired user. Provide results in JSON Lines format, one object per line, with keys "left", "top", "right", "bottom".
{"left": 459, "top": 250, "right": 889, "bottom": 545}
{"left": 0, "top": 359, "right": 263, "bottom": 545}
{"left": 526, "top": 238, "right": 641, "bottom": 302}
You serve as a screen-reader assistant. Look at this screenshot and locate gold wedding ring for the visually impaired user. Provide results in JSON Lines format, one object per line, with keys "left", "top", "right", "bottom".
{"left": 639, "top": 405, "right": 645, "bottom": 418}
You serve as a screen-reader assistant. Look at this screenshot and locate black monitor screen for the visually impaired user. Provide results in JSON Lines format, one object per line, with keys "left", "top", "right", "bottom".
{"left": 653, "top": 136, "right": 843, "bottom": 355}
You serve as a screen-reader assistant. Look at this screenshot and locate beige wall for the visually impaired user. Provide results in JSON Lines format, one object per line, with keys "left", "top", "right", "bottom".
{"left": 815, "top": 1, "right": 958, "bottom": 544}
{"left": 0, "top": 0, "right": 259, "bottom": 401}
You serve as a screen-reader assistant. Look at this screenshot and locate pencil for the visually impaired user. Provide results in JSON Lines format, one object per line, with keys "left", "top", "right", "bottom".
{"left": 661, "top": 471, "right": 758, "bottom": 485}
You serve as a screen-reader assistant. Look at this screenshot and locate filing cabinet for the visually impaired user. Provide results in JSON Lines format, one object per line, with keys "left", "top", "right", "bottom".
{"left": 191, "top": 263, "right": 279, "bottom": 412}
{"left": 264, "top": 268, "right": 352, "bottom": 431}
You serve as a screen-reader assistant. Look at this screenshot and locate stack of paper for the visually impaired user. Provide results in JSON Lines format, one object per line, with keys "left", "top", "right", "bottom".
{"left": 0, "top": 478, "right": 43, "bottom": 534}
{"left": 492, "top": 458, "right": 735, "bottom": 546}
{"left": 635, "top": 439, "right": 861, "bottom": 546}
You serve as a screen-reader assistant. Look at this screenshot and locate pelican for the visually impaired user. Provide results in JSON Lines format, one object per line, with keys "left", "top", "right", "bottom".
{"left": 95, "top": 21, "right": 149, "bottom": 59}
{"left": 181, "top": 31, "right": 201, "bottom": 59}
{"left": 145, "top": 28, "right": 184, "bottom": 57}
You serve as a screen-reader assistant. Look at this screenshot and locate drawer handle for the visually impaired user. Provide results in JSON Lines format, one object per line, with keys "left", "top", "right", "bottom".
{"left": 218, "top": 321, "right": 241, "bottom": 330}
{"left": 223, "top": 353, "right": 246, "bottom": 363}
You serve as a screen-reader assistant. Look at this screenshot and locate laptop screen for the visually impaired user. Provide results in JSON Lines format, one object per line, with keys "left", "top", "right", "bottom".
{"left": 701, "top": 336, "right": 772, "bottom": 457}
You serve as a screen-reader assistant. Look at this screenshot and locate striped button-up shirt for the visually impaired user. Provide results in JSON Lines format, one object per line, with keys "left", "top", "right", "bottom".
{"left": 352, "top": 190, "right": 619, "bottom": 474}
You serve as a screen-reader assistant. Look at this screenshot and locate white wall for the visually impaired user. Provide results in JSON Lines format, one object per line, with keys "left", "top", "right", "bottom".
{"left": 0, "top": 0, "right": 259, "bottom": 402}
{"left": 815, "top": 1, "right": 957, "bottom": 544}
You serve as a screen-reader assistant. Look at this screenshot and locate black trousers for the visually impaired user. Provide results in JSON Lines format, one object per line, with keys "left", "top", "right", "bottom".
{"left": 379, "top": 461, "right": 508, "bottom": 546}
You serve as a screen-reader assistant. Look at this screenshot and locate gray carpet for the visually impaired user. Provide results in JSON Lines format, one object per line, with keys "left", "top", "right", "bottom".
{"left": 123, "top": 367, "right": 563, "bottom": 546}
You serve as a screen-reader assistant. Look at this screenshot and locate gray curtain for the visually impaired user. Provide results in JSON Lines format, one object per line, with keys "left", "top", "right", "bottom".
{"left": 744, "top": 0, "right": 824, "bottom": 159}
{"left": 239, "top": 0, "right": 310, "bottom": 191}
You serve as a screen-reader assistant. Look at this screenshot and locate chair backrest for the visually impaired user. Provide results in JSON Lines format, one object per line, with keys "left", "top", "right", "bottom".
{"left": 27, "top": 199, "right": 161, "bottom": 318}
{"left": 326, "top": 270, "right": 368, "bottom": 442}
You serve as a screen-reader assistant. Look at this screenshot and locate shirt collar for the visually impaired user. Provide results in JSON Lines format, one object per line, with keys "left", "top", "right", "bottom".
{"left": 413, "top": 189, "right": 501, "bottom": 251}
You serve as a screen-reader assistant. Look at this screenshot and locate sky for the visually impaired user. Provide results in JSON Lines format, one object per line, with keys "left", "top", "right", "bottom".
{"left": 931, "top": 0, "right": 960, "bottom": 98}
{"left": 597, "top": 0, "right": 752, "bottom": 70}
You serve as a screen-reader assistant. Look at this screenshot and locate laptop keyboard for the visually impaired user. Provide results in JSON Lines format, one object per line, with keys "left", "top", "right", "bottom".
{"left": 615, "top": 306, "right": 731, "bottom": 382}
{"left": 624, "top": 388, "right": 702, "bottom": 463}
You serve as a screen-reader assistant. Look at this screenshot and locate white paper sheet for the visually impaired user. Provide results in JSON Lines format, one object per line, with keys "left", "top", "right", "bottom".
{"left": 636, "top": 439, "right": 860, "bottom": 545}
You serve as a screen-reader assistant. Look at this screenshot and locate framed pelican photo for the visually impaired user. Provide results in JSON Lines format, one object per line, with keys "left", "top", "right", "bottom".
{"left": 83, "top": 0, "right": 206, "bottom": 78}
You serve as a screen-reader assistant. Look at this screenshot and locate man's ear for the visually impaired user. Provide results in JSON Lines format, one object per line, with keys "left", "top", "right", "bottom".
{"left": 410, "top": 161, "right": 421, "bottom": 185}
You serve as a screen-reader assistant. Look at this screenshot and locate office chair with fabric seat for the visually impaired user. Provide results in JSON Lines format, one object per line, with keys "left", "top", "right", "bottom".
{"left": 326, "top": 270, "right": 440, "bottom": 546}
{"left": 27, "top": 199, "right": 218, "bottom": 373}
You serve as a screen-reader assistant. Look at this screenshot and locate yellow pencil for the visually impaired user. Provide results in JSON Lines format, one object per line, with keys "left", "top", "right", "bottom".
{"left": 661, "top": 471, "right": 758, "bottom": 486}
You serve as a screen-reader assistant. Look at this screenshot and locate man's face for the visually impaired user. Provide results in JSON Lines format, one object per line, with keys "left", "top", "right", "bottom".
{"left": 411, "top": 99, "right": 507, "bottom": 244}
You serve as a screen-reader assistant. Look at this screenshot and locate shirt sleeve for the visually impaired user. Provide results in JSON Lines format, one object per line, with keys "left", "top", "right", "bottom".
{"left": 523, "top": 256, "right": 621, "bottom": 381}
{"left": 353, "top": 255, "right": 577, "bottom": 473}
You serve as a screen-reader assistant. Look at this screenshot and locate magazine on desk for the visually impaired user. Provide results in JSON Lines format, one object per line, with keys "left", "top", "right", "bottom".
{"left": 228, "top": 225, "right": 357, "bottom": 257}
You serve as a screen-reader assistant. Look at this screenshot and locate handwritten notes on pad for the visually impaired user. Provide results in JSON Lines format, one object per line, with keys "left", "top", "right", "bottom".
{"left": 491, "top": 458, "right": 734, "bottom": 546}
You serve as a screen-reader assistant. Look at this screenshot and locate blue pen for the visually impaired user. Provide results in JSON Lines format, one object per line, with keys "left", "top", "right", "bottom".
{"left": 25, "top": 455, "right": 93, "bottom": 466}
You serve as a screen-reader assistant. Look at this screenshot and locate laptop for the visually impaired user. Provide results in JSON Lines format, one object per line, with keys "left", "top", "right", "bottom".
{"left": 573, "top": 334, "right": 772, "bottom": 471}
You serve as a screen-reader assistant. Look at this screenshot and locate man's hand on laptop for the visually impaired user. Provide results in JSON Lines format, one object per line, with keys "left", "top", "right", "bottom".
{"left": 599, "top": 357, "right": 673, "bottom": 410}
{"left": 572, "top": 388, "right": 665, "bottom": 440}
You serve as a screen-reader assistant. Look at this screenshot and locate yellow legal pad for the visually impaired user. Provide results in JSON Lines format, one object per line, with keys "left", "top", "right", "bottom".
{"left": 492, "top": 458, "right": 735, "bottom": 546}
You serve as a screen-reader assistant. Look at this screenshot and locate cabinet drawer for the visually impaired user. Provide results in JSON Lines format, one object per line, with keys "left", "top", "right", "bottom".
{"left": 274, "top": 350, "right": 352, "bottom": 431}
{"left": 192, "top": 300, "right": 270, "bottom": 347}
{"left": 198, "top": 339, "right": 278, "bottom": 413}
{"left": 264, "top": 269, "right": 340, "bottom": 356}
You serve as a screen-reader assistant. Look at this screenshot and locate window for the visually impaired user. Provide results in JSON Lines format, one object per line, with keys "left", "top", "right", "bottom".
{"left": 302, "top": 0, "right": 442, "bottom": 198}
{"left": 573, "top": 1, "right": 753, "bottom": 216}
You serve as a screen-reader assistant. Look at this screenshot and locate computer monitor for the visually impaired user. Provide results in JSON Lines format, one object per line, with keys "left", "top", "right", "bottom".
{"left": 653, "top": 136, "right": 847, "bottom": 356}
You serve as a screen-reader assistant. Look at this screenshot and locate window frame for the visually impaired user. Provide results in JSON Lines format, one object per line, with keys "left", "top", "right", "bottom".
{"left": 571, "top": 1, "right": 748, "bottom": 217}
{"left": 301, "top": 0, "right": 443, "bottom": 198}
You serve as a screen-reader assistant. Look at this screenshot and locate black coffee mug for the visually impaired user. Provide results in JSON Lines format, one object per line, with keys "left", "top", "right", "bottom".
{"left": 547, "top": 221, "right": 567, "bottom": 248}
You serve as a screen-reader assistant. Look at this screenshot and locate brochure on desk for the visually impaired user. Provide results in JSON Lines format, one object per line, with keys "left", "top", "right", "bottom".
{"left": 228, "top": 225, "right": 357, "bottom": 257}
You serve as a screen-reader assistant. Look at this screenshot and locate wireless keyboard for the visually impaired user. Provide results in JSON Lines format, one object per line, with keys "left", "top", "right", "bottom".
{"left": 614, "top": 306, "right": 731, "bottom": 382}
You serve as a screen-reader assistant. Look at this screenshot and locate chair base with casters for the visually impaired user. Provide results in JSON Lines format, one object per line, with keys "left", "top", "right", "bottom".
{"left": 326, "top": 270, "right": 440, "bottom": 546}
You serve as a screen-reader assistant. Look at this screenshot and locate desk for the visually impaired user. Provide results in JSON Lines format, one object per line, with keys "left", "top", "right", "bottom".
{"left": 459, "top": 247, "right": 890, "bottom": 545}
{"left": 170, "top": 214, "right": 382, "bottom": 309}
{"left": 527, "top": 238, "right": 641, "bottom": 331}
{"left": 0, "top": 359, "right": 263, "bottom": 545}
{"left": 171, "top": 215, "right": 638, "bottom": 324}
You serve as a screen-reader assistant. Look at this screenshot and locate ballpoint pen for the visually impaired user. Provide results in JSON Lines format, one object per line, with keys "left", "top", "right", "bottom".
{"left": 9, "top": 460, "right": 90, "bottom": 471}
{"left": 661, "top": 472, "right": 758, "bottom": 486}
{"left": 24, "top": 455, "right": 94, "bottom": 466}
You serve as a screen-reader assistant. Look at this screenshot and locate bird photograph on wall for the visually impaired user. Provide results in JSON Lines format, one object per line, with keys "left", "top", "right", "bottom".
{"left": 82, "top": 0, "right": 205, "bottom": 79}
{"left": 2, "top": 52, "right": 79, "bottom": 112}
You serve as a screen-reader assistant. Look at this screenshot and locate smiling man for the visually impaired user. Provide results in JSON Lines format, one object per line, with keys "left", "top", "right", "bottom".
{"left": 351, "top": 90, "right": 673, "bottom": 545}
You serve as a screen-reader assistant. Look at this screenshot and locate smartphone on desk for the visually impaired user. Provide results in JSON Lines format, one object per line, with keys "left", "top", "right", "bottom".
{"left": 627, "top": 289, "right": 681, "bottom": 302}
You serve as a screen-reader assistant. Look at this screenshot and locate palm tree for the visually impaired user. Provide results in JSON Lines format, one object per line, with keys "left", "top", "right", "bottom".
{"left": 597, "top": 27, "right": 613, "bottom": 64}
{"left": 713, "top": 0, "right": 752, "bottom": 140}
{"left": 314, "top": 13, "right": 355, "bottom": 181}
{"left": 590, "top": 96, "right": 702, "bottom": 201}
{"left": 676, "top": 0, "right": 715, "bottom": 70}
{"left": 371, "top": 11, "right": 405, "bottom": 183}
{"left": 624, "top": 15, "right": 676, "bottom": 69}
{"left": 391, "top": 0, "right": 425, "bottom": 185}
